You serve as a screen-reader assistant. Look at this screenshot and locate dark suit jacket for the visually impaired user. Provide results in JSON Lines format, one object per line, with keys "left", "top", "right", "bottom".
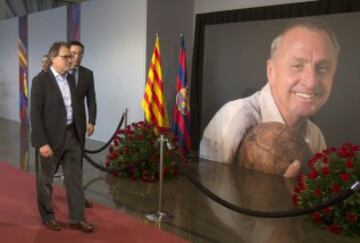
{"left": 30, "top": 70, "right": 82, "bottom": 150}
{"left": 75, "top": 66, "right": 97, "bottom": 140}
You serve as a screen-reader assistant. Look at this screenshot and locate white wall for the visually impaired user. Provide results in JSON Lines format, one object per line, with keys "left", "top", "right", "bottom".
{"left": 194, "top": 0, "right": 316, "bottom": 13}
{"left": 0, "top": 18, "right": 18, "bottom": 121}
{"left": 28, "top": 7, "right": 67, "bottom": 88}
{"left": 82, "top": 0, "right": 147, "bottom": 141}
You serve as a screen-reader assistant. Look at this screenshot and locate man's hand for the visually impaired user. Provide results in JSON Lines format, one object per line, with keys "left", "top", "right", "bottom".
{"left": 283, "top": 160, "right": 301, "bottom": 178}
{"left": 87, "top": 123, "right": 95, "bottom": 136}
{"left": 39, "top": 144, "right": 53, "bottom": 158}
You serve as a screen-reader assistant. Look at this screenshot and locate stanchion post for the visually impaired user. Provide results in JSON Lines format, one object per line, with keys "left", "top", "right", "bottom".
{"left": 145, "top": 134, "right": 172, "bottom": 222}
{"left": 124, "top": 108, "right": 128, "bottom": 127}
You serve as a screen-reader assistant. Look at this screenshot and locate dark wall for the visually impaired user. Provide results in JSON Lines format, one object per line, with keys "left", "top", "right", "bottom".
{"left": 147, "top": 0, "right": 194, "bottom": 124}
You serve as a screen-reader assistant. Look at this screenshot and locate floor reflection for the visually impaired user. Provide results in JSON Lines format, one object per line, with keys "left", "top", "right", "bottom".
{"left": 0, "top": 118, "right": 358, "bottom": 243}
{"left": 198, "top": 162, "right": 301, "bottom": 242}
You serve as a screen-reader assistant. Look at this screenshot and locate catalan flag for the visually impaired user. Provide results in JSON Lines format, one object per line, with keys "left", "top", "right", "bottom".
{"left": 172, "top": 34, "right": 191, "bottom": 154}
{"left": 141, "top": 35, "right": 169, "bottom": 128}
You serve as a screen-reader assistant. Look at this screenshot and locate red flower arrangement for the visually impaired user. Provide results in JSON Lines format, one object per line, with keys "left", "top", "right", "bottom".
{"left": 105, "top": 121, "right": 188, "bottom": 182}
{"left": 292, "top": 143, "right": 360, "bottom": 237}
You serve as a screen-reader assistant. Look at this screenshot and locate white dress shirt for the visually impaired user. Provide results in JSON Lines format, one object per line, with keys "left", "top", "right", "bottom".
{"left": 50, "top": 66, "right": 73, "bottom": 125}
{"left": 199, "top": 83, "right": 326, "bottom": 163}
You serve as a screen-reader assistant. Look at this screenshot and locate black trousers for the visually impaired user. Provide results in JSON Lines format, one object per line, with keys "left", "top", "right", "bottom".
{"left": 35, "top": 126, "right": 85, "bottom": 223}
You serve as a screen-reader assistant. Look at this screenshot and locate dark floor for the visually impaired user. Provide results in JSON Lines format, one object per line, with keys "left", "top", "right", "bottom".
{"left": 0, "top": 118, "right": 357, "bottom": 243}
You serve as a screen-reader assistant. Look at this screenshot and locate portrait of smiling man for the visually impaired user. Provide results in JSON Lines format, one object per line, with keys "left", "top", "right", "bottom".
{"left": 199, "top": 18, "right": 339, "bottom": 178}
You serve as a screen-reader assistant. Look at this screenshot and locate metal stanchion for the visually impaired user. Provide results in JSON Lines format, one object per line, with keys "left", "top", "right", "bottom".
{"left": 145, "top": 135, "right": 172, "bottom": 222}
{"left": 124, "top": 108, "right": 128, "bottom": 127}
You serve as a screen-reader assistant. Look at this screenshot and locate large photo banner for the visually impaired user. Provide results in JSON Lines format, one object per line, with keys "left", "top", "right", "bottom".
{"left": 192, "top": 2, "right": 360, "bottom": 173}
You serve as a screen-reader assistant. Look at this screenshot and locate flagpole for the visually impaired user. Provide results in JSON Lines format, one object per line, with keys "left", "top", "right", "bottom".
{"left": 143, "top": 33, "right": 172, "bottom": 222}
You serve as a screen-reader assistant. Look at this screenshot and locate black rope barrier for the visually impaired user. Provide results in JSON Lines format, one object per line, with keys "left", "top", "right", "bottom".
{"left": 176, "top": 161, "right": 360, "bottom": 218}
{"left": 83, "top": 152, "right": 151, "bottom": 173}
{"left": 80, "top": 122, "right": 360, "bottom": 219}
{"left": 84, "top": 113, "right": 125, "bottom": 154}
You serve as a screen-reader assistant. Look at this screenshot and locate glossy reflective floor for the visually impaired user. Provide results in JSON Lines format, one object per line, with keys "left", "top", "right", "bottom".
{"left": 0, "top": 118, "right": 358, "bottom": 243}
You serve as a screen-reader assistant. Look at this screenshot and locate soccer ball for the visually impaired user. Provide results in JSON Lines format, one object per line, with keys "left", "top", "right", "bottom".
{"left": 237, "top": 122, "right": 312, "bottom": 176}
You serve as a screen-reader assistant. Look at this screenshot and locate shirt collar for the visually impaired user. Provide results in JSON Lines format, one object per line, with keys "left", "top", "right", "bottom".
{"left": 259, "top": 83, "right": 284, "bottom": 123}
{"left": 50, "top": 66, "right": 67, "bottom": 79}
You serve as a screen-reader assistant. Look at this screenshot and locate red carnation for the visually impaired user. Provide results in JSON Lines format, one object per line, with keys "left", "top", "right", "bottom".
{"left": 321, "top": 166, "right": 330, "bottom": 176}
{"left": 346, "top": 212, "right": 357, "bottom": 224}
{"left": 314, "top": 152, "right": 323, "bottom": 159}
{"left": 172, "top": 168, "right": 178, "bottom": 177}
{"left": 297, "top": 175, "right": 304, "bottom": 183}
{"left": 322, "top": 207, "right": 333, "bottom": 214}
{"left": 308, "top": 170, "right": 318, "bottom": 179}
{"left": 339, "top": 172, "right": 350, "bottom": 182}
{"left": 311, "top": 212, "right": 321, "bottom": 222}
{"left": 308, "top": 158, "right": 317, "bottom": 168}
{"left": 299, "top": 181, "right": 307, "bottom": 191}
{"left": 293, "top": 186, "right": 301, "bottom": 193}
{"left": 292, "top": 194, "right": 300, "bottom": 206}
{"left": 313, "top": 188, "right": 322, "bottom": 197}
{"left": 346, "top": 159, "right": 354, "bottom": 168}
{"left": 331, "top": 184, "right": 341, "bottom": 194}
{"left": 141, "top": 174, "right": 149, "bottom": 182}
{"left": 338, "top": 146, "right": 354, "bottom": 158}
{"left": 323, "top": 148, "right": 331, "bottom": 155}
{"left": 117, "top": 129, "right": 125, "bottom": 134}
{"left": 329, "top": 224, "right": 342, "bottom": 234}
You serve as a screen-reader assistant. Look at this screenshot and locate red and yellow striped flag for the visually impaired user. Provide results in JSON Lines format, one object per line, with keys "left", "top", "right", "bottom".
{"left": 141, "top": 35, "right": 169, "bottom": 128}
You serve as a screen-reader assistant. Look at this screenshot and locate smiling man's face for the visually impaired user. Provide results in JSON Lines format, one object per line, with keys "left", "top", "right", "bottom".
{"left": 267, "top": 26, "right": 338, "bottom": 127}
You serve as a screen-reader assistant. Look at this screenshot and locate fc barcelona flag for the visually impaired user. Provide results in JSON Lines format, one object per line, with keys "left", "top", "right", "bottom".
{"left": 172, "top": 34, "right": 191, "bottom": 154}
{"left": 141, "top": 34, "right": 169, "bottom": 128}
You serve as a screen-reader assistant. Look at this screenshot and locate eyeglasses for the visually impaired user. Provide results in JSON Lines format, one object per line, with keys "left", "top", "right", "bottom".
{"left": 58, "top": 55, "right": 73, "bottom": 60}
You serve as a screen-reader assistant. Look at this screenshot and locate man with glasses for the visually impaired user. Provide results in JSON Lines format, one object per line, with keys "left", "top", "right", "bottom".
{"left": 30, "top": 42, "right": 95, "bottom": 233}
{"left": 69, "top": 40, "right": 97, "bottom": 208}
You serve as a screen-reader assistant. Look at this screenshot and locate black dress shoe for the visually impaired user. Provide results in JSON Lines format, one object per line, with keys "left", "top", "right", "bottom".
{"left": 43, "top": 218, "right": 62, "bottom": 231}
{"left": 85, "top": 198, "right": 93, "bottom": 208}
{"left": 70, "top": 220, "right": 96, "bottom": 233}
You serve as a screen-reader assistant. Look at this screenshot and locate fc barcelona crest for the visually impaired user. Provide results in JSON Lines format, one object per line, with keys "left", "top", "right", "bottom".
{"left": 175, "top": 87, "right": 190, "bottom": 115}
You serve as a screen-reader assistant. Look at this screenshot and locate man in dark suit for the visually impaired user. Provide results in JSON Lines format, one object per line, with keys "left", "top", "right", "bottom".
{"left": 30, "top": 42, "right": 95, "bottom": 233}
{"left": 69, "top": 40, "right": 97, "bottom": 208}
